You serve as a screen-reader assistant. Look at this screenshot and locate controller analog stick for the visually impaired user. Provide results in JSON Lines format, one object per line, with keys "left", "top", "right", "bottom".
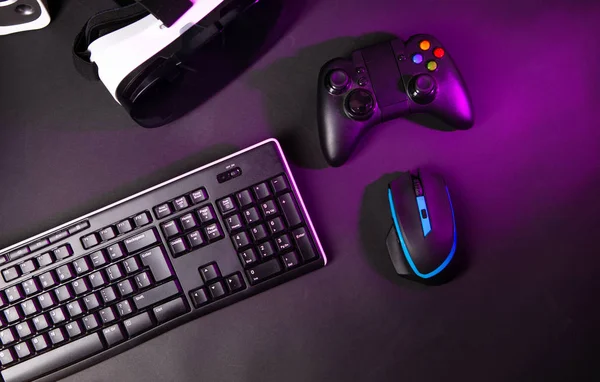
{"left": 408, "top": 74, "right": 437, "bottom": 104}
{"left": 327, "top": 70, "right": 350, "bottom": 94}
{"left": 346, "top": 89, "right": 375, "bottom": 119}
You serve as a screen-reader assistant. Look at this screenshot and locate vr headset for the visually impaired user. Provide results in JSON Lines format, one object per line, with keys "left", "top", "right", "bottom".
{"left": 73, "top": 0, "right": 268, "bottom": 128}
{"left": 0, "top": 0, "right": 51, "bottom": 35}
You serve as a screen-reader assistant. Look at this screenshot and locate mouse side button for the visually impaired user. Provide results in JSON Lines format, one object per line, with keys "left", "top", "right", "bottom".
{"left": 386, "top": 226, "right": 410, "bottom": 275}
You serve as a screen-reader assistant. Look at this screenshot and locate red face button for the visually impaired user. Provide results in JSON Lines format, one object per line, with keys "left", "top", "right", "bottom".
{"left": 433, "top": 47, "right": 445, "bottom": 58}
{"left": 419, "top": 40, "right": 431, "bottom": 51}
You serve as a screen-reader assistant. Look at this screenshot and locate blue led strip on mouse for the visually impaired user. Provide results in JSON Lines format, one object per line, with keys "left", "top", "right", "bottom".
{"left": 387, "top": 187, "right": 457, "bottom": 279}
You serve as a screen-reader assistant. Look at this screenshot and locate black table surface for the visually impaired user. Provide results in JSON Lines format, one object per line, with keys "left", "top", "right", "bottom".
{"left": 2, "top": 0, "right": 600, "bottom": 381}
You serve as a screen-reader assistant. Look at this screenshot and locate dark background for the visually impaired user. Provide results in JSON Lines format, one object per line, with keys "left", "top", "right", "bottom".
{"left": 2, "top": 0, "right": 600, "bottom": 381}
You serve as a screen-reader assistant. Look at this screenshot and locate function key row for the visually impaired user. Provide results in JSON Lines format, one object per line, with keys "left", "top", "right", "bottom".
{"left": 2, "top": 245, "right": 74, "bottom": 283}
{"left": 80, "top": 211, "right": 152, "bottom": 250}
{"left": 1, "top": 221, "right": 89, "bottom": 264}
{"left": 189, "top": 262, "right": 245, "bottom": 308}
{"left": 153, "top": 187, "right": 208, "bottom": 220}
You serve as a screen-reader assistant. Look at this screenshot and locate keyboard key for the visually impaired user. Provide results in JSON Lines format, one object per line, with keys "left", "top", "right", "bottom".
{"left": 48, "top": 230, "right": 69, "bottom": 244}
{"left": 187, "top": 231, "right": 204, "bottom": 248}
{"left": 48, "top": 328, "right": 66, "bottom": 345}
{"left": 153, "top": 297, "right": 187, "bottom": 324}
{"left": 66, "top": 300, "right": 84, "bottom": 318}
{"left": 133, "top": 281, "right": 180, "bottom": 310}
{"left": 67, "top": 221, "right": 90, "bottom": 235}
{"left": 72, "top": 258, "right": 91, "bottom": 275}
{"left": 123, "top": 229, "right": 159, "bottom": 254}
{"left": 180, "top": 213, "right": 198, "bottom": 230}
{"left": 0, "top": 293, "right": 6, "bottom": 309}
{"left": 116, "top": 300, "right": 133, "bottom": 317}
{"left": 0, "top": 349, "right": 15, "bottom": 367}
{"left": 243, "top": 207, "right": 261, "bottom": 225}
{"left": 270, "top": 175, "right": 289, "bottom": 193}
{"left": 225, "top": 273, "right": 245, "bottom": 292}
{"left": 32, "top": 314, "right": 50, "bottom": 331}
{"left": 15, "top": 322, "right": 32, "bottom": 339}
{"left": 122, "top": 256, "right": 140, "bottom": 274}
{"left": 83, "top": 294, "right": 100, "bottom": 310}
{"left": 99, "top": 226, "right": 117, "bottom": 241}
{"left": 252, "top": 183, "right": 271, "bottom": 200}
{"left": 0, "top": 333, "right": 104, "bottom": 382}
{"left": 116, "top": 219, "right": 134, "bottom": 234}
{"left": 224, "top": 214, "right": 243, "bottom": 233}
{"left": 246, "top": 259, "right": 282, "bottom": 285}
{"left": 260, "top": 200, "right": 278, "bottom": 217}
{"left": 0, "top": 328, "right": 16, "bottom": 346}
{"left": 250, "top": 224, "right": 268, "bottom": 242}
{"left": 281, "top": 251, "right": 300, "bottom": 269}
{"left": 231, "top": 232, "right": 251, "bottom": 251}
{"left": 199, "top": 264, "right": 221, "bottom": 283}
{"left": 117, "top": 280, "right": 135, "bottom": 297}
{"left": 106, "top": 264, "right": 124, "bottom": 281}
{"left": 102, "top": 323, "right": 125, "bottom": 346}
{"left": 161, "top": 220, "right": 181, "bottom": 238}
{"left": 5, "top": 286, "right": 24, "bottom": 303}
{"left": 2, "top": 267, "right": 21, "bottom": 282}
{"left": 275, "top": 234, "right": 293, "bottom": 252}
{"left": 204, "top": 223, "right": 223, "bottom": 242}
{"left": 21, "top": 279, "right": 40, "bottom": 296}
{"left": 168, "top": 238, "right": 188, "bottom": 256}
{"left": 257, "top": 241, "right": 276, "bottom": 258}
{"left": 9, "top": 247, "right": 29, "bottom": 261}
{"left": 239, "top": 248, "right": 258, "bottom": 266}
{"left": 54, "top": 285, "right": 73, "bottom": 303}
{"left": 190, "top": 288, "right": 209, "bottom": 308}
{"left": 53, "top": 245, "right": 73, "bottom": 260}
{"left": 154, "top": 203, "right": 173, "bottom": 219}
{"left": 278, "top": 193, "right": 303, "bottom": 227}
{"left": 235, "top": 189, "right": 253, "bottom": 207}
{"left": 134, "top": 272, "right": 152, "bottom": 289}
{"left": 88, "top": 271, "right": 107, "bottom": 289}
{"left": 89, "top": 251, "right": 108, "bottom": 268}
{"left": 14, "top": 342, "right": 32, "bottom": 359}
{"left": 28, "top": 238, "right": 50, "bottom": 252}
{"left": 81, "top": 234, "right": 99, "bottom": 249}
{"left": 100, "top": 286, "right": 118, "bottom": 304}
{"left": 38, "top": 271, "right": 58, "bottom": 289}
{"left": 0, "top": 256, "right": 6, "bottom": 265}
{"left": 83, "top": 314, "right": 99, "bottom": 331}
{"left": 173, "top": 196, "right": 190, "bottom": 211}
{"left": 19, "top": 260, "right": 37, "bottom": 274}
{"left": 72, "top": 278, "right": 90, "bottom": 296}
{"left": 31, "top": 335, "right": 49, "bottom": 352}
{"left": 292, "top": 227, "right": 317, "bottom": 261}
{"left": 190, "top": 188, "right": 208, "bottom": 204}
{"left": 49, "top": 307, "right": 67, "bottom": 325}
{"left": 3, "top": 307, "right": 21, "bottom": 324}
{"left": 106, "top": 243, "right": 125, "bottom": 261}
{"left": 99, "top": 307, "right": 116, "bottom": 324}
{"left": 196, "top": 205, "right": 216, "bottom": 224}
{"left": 66, "top": 321, "right": 83, "bottom": 338}
{"left": 206, "top": 281, "right": 226, "bottom": 300}
{"left": 267, "top": 217, "right": 285, "bottom": 234}
{"left": 217, "top": 197, "right": 237, "bottom": 214}
{"left": 56, "top": 264, "right": 75, "bottom": 282}
{"left": 123, "top": 312, "right": 153, "bottom": 337}
{"left": 36, "top": 252, "right": 54, "bottom": 267}
{"left": 134, "top": 212, "right": 151, "bottom": 227}
{"left": 37, "top": 292, "right": 56, "bottom": 310}
{"left": 140, "top": 246, "right": 173, "bottom": 282}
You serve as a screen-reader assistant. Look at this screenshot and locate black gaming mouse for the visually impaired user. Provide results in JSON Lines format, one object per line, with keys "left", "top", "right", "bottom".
{"left": 386, "top": 169, "right": 457, "bottom": 282}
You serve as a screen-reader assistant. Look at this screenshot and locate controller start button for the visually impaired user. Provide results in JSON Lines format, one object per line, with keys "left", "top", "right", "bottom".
{"left": 426, "top": 60, "right": 438, "bottom": 71}
{"left": 419, "top": 40, "right": 431, "bottom": 51}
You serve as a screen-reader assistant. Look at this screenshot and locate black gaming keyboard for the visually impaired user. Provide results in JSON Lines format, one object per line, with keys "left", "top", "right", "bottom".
{"left": 0, "top": 139, "right": 327, "bottom": 382}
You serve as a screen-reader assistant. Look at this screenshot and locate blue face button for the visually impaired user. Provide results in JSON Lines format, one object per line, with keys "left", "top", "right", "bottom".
{"left": 412, "top": 54, "right": 424, "bottom": 64}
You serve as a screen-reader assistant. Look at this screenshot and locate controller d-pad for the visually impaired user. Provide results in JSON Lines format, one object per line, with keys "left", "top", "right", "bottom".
{"left": 346, "top": 89, "right": 375, "bottom": 118}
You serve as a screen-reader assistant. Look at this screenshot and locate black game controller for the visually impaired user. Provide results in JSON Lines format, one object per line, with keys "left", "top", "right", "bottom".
{"left": 317, "top": 34, "right": 474, "bottom": 167}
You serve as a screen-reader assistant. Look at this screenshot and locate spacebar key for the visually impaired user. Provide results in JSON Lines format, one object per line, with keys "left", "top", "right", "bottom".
{"left": 1, "top": 333, "right": 104, "bottom": 382}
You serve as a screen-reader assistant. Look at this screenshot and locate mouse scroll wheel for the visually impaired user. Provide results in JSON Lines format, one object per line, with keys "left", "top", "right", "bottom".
{"left": 412, "top": 177, "right": 424, "bottom": 196}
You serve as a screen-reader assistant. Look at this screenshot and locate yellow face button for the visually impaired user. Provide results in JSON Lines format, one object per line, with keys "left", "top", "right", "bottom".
{"left": 419, "top": 40, "right": 431, "bottom": 51}
{"left": 426, "top": 60, "right": 438, "bottom": 71}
